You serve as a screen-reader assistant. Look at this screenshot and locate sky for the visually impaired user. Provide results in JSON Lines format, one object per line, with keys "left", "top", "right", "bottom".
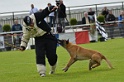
{"left": 0, "top": 0, "right": 123, "bottom": 13}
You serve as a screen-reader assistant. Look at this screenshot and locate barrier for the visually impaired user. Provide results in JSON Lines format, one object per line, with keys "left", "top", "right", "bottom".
{"left": 0, "top": 31, "right": 22, "bottom": 51}
{"left": 0, "top": 21, "right": 122, "bottom": 51}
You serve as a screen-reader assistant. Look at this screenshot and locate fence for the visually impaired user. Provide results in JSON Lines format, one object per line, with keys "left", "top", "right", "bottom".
{"left": 0, "top": 1, "right": 124, "bottom": 51}
{"left": 0, "top": 1, "right": 124, "bottom": 26}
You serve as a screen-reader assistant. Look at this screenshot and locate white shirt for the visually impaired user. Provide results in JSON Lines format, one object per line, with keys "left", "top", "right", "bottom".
{"left": 49, "top": 12, "right": 54, "bottom": 17}
{"left": 29, "top": 7, "right": 38, "bottom": 15}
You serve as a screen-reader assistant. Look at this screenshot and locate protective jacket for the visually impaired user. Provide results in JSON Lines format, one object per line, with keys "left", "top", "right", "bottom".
{"left": 21, "top": 6, "right": 54, "bottom": 48}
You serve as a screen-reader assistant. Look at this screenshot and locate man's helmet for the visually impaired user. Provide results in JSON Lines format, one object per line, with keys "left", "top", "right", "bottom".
{"left": 23, "top": 16, "right": 32, "bottom": 26}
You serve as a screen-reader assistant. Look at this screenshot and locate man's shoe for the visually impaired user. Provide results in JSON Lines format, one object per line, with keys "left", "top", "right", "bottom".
{"left": 49, "top": 64, "right": 56, "bottom": 74}
{"left": 49, "top": 70, "right": 55, "bottom": 74}
{"left": 40, "top": 73, "right": 46, "bottom": 77}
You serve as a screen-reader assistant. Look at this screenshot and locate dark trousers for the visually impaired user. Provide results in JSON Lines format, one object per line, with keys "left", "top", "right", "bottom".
{"left": 49, "top": 16, "right": 55, "bottom": 27}
{"left": 35, "top": 34, "right": 58, "bottom": 66}
{"left": 58, "top": 18, "right": 65, "bottom": 32}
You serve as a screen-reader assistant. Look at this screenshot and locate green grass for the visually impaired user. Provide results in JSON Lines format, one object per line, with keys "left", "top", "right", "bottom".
{"left": 0, "top": 38, "right": 124, "bottom": 82}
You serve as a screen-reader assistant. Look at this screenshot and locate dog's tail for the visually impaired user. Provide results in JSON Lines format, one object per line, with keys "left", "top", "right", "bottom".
{"left": 102, "top": 56, "right": 113, "bottom": 69}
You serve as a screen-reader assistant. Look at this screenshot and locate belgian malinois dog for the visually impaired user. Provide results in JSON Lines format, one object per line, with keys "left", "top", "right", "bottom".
{"left": 58, "top": 39, "right": 113, "bottom": 72}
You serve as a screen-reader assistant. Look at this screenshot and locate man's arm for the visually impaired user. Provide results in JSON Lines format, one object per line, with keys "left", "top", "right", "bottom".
{"left": 34, "top": 6, "right": 58, "bottom": 20}
{"left": 19, "top": 24, "right": 30, "bottom": 51}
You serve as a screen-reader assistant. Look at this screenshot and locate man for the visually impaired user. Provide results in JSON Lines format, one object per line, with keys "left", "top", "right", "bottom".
{"left": 48, "top": 3, "right": 55, "bottom": 28}
{"left": 11, "top": 20, "right": 22, "bottom": 45}
{"left": 82, "top": 12, "right": 96, "bottom": 42}
{"left": 29, "top": 4, "right": 38, "bottom": 15}
{"left": 57, "top": 0, "right": 66, "bottom": 33}
{"left": 88, "top": 8, "right": 95, "bottom": 22}
{"left": 82, "top": 12, "right": 91, "bottom": 24}
{"left": 101, "top": 6, "right": 109, "bottom": 18}
{"left": 12, "top": 20, "right": 22, "bottom": 31}
{"left": 19, "top": 6, "right": 58, "bottom": 77}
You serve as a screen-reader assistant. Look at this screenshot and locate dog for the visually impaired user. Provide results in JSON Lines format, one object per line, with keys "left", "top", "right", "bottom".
{"left": 58, "top": 39, "right": 113, "bottom": 72}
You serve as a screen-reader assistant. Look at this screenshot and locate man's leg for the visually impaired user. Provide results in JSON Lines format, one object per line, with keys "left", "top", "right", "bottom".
{"left": 45, "top": 36, "right": 58, "bottom": 74}
{"left": 35, "top": 38, "right": 46, "bottom": 77}
{"left": 61, "top": 18, "right": 65, "bottom": 33}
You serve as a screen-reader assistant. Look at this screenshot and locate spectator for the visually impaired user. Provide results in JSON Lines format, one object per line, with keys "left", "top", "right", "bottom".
{"left": 48, "top": 3, "right": 55, "bottom": 28}
{"left": 82, "top": 12, "right": 91, "bottom": 24}
{"left": 39, "top": 8, "right": 43, "bottom": 12}
{"left": 82, "top": 12, "right": 97, "bottom": 42}
{"left": 101, "top": 6, "right": 109, "bottom": 18}
{"left": 19, "top": 6, "right": 58, "bottom": 77}
{"left": 29, "top": 4, "right": 38, "bottom": 15}
{"left": 88, "top": 8, "right": 95, "bottom": 15}
{"left": 88, "top": 8, "right": 95, "bottom": 22}
{"left": 118, "top": 10, "right": 124, "bottom": 37}
{"left": 106, "top": 10, "right": 116, "bottom": 39}
{"left": 12, "top": 20, "right": 22, "bottom": 31}
{"left": 57, "top": 0, "right": 66, "bottom": 33}
{"left": 11, "top": 20, "right": 22, "bottom": 45}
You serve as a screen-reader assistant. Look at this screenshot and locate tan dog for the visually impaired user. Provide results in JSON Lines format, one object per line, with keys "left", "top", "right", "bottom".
{"left": 58, "top": 39, "right": 113, "bottom": 72}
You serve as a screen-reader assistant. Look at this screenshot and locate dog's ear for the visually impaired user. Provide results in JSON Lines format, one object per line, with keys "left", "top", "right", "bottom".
{"left": 66, "top": 39, "right": 69, "bottom": 44}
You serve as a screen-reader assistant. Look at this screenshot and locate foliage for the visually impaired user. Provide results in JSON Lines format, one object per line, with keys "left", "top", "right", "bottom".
{"left": 0, "top": 38, "right": 124, "bottom": 82}
{"left": 97, "top": 15, "right": 105, "bottom": 23}
{"left": 70, "top": 18, "right": 77, "bottom": 25}
{"left": 2, "top": 24, "right": 11, "bottom": 32}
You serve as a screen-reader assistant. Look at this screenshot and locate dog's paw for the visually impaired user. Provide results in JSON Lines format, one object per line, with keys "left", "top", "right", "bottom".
{"left": 62, "top": 68, "right": 68, "bottom": 72}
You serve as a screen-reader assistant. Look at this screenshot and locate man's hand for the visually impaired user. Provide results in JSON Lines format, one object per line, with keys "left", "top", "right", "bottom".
{"left": 19, "top": 46, "right": 25, "bottom": 51}
{"left": 51, "top": 6, "right": 58, "bottom": 12}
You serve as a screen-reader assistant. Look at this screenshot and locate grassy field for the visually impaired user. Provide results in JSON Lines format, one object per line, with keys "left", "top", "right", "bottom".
{"left": 0, "top": 38, "right": 124, "bottom": 82}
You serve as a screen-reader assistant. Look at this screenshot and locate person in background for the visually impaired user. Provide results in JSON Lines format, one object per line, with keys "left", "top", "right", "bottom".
{"left": 12, "top": 20, "right": 22, "bottom": 31}
{"left": 106, "top": 10, "right": 116, "bottom": 39}
{"left": 88, "top": 8, "right": 95, "bottom": 15}
{"left": 39, "top": 8, "right": 43, "bottom": 12}
{"left": 118, "top": 10, "right": 124, "bottom": 37}
{"left": 48, "top": 3, "right": 55, "bottom": 28}
{"left": 29, "top": 4, "right": 38, "bottom": 15}
{"left": 101, "top": 6, "right": 109, "bottom": 18}
{"left": 82, "top": 12, "right": 91, "bottom": 24}
{"left": 88, "top": 8, "right": 95, "bottom": 22}
{"left": 19, "top": 6, "right": 58, "bottom": 77}
{"left": 57, "top": 0, "right": 66, "bottom": 33}
{"left": 82, "top": 12, "right": 96, "bottom": 42}
{"left": 11, "top": 20, "right": 22, "bottom": 45}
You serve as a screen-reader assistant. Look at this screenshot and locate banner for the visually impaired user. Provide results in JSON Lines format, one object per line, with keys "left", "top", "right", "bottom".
{"left": 0, "top": 36, "right": 4, "bottom": 49}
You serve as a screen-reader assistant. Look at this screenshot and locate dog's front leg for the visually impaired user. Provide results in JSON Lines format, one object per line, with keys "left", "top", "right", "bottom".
{"left": 63, "top": 58, "right": 76, "bottom": 72}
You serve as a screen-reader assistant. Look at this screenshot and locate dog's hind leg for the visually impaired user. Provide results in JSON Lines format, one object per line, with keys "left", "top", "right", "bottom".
{"left": 89, "top": 60, "right": 99, "bottom": 70}
{"left": 91, "top": 61, "right": 100, "bottom": 69}
{"left": 90, "top": 54, "right": 102, "bottom": 69}
{"left": 63, "top": 58, "right": 76, "bottom": 72}
{"left": 89, "top": 60, "right": 94, "bottom": 70}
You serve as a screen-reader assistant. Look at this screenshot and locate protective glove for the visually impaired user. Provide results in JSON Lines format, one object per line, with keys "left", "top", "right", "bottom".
{"left": 19, "top": 46, "right": 26, "bottom": 51}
